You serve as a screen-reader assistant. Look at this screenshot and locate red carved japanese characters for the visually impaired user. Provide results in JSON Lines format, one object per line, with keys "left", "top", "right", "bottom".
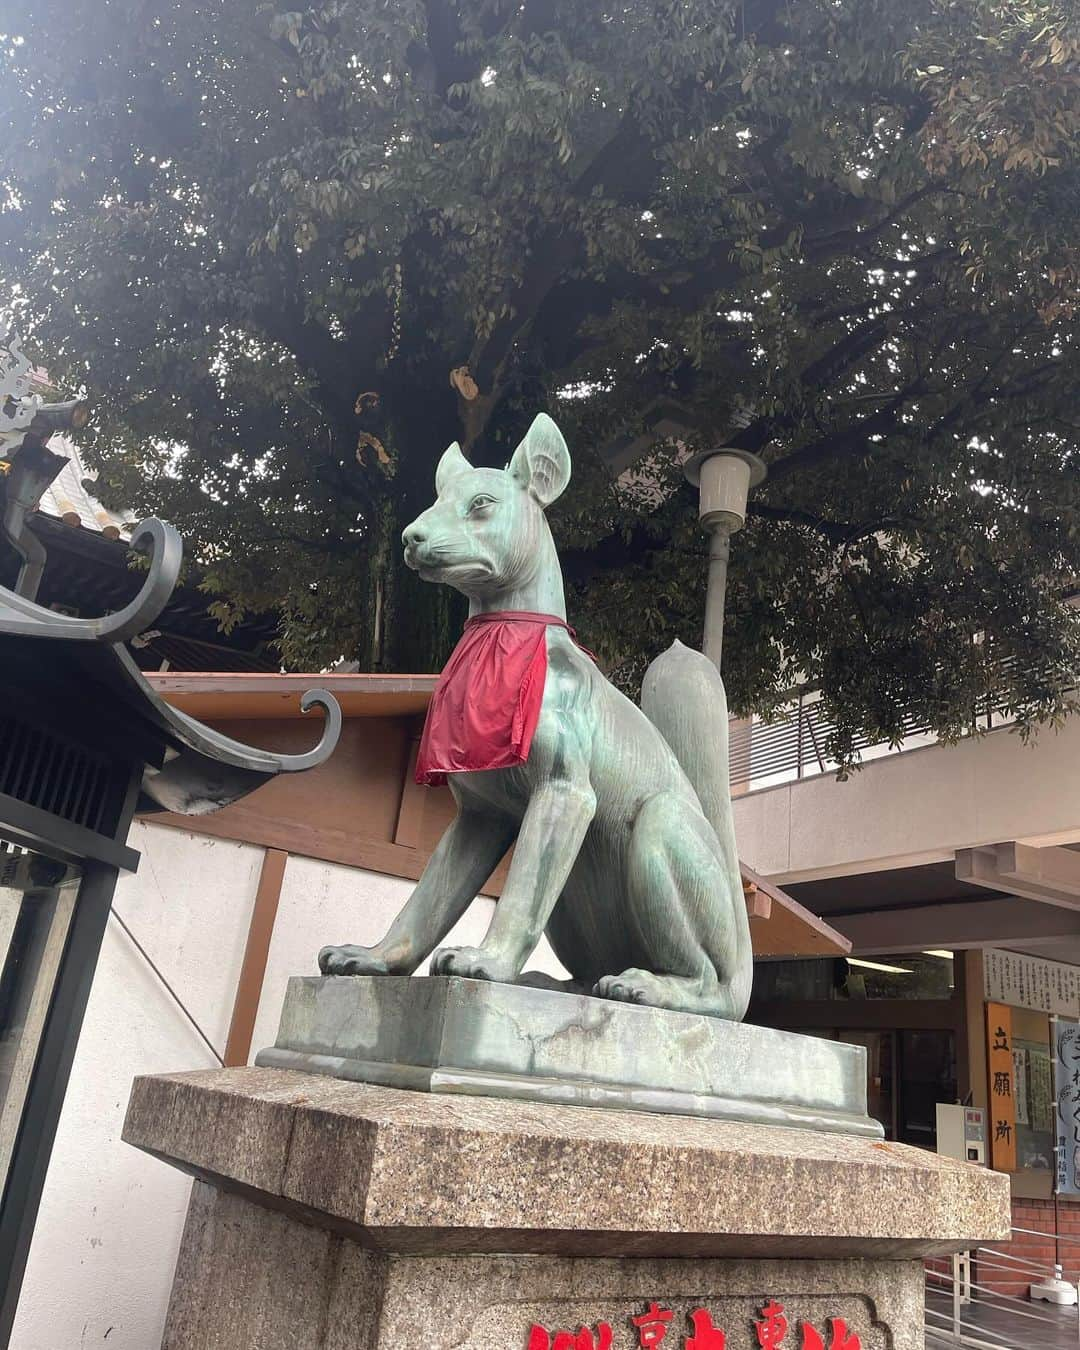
{"left": 799, "top": 1318, "right": 862, "bottom": 1350}
{"left": 528, "top": 1322, "right": 614, "bottom": 1350}
{"left": 631, "top": 1303, "right": 675, "bottom": 1348}
{"left": 685, "top": 1307, "right": 727, "bottom": 1348}
{"left": 525, "top": 1300, "right": 861, "bottom": 1350}
{"left": 755, "top": 1301, "right": 789, "bottom": 1350}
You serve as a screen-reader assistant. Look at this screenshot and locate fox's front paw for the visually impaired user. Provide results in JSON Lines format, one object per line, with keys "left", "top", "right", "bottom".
{"left": 430, "top": 946, "right": 517, "bottom": 983}
{"left": 318, "top": 944, "right": 389, "bottom": 976}
{"left": 594, "top": 968, "right": 660, "bottom": 1004}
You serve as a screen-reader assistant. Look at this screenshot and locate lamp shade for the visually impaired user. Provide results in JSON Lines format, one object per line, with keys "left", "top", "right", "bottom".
{"left": 684, "top": 448, "right": 767, "bottom": 531}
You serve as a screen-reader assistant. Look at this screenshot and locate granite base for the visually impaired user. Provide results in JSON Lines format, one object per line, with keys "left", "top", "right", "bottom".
{"left": 166, "top": 1181, "right": 925, "bottom": 1349}
{"left": 123, "top": 1067, "right": 1010, "bottom": 1349}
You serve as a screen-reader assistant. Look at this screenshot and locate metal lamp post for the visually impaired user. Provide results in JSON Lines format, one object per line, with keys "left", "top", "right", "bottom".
{"left": 683, "top": 448, "right": 767, "bottom": 671}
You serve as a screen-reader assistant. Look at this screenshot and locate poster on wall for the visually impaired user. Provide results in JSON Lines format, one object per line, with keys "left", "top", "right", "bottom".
{"left": 1031, "top": 1046, "right": 1054, "bottom": 1134}
{"left": 1054, "top": 1017, "right": 1080, "bottom": 1196}
{"left": 986, "top": 1002, "right": 1017, "bottom": 1172}
{"left": 1013, "top": 1047, "right": 1030, "bottom": 1126}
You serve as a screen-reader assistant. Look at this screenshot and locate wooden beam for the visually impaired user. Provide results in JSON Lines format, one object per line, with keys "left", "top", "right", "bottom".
{"left": 150, "top": 809, "right": 848, "bottom": 957}
{"left": 223, "top": 848, "right": 288, "bottom": 1067}
{"left": 148, "top": 806, "right": 445, "bottom": 886}
{"left": 743, "top": 880, "right": 771, "bottom": 921}
{"left": 957, "top": 842, "right": 1080, "bottom": 911}
{"left": 393, "top": 737, "right": 427, "bottom": 850}
{"left": 741, "top": 860, "right": 851, "bottom": 957}
{"left": 148, "top": 671, "right": 438, "bottom": 721}
{"left": 961, "top": 949, "right": 987, "bottom": 1109}
{"left": 833, "top": 896, "right": 1080, "bottom": 954}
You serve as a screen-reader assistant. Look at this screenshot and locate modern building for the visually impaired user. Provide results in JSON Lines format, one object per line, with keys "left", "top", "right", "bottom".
{"left": 733, "top": 700, "right": 1080, "bottom": 1289}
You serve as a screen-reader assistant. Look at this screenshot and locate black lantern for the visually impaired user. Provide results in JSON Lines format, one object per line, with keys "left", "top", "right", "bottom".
{"left": 0, "top": 351, "right": 340, "bottom": 1343}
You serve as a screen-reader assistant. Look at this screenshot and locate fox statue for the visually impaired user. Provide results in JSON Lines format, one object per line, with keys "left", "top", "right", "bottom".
{"left": 319, "top": 413, "right": 753, "bottom": 1019}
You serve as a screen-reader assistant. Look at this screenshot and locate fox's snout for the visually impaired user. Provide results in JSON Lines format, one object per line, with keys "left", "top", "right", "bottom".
{"left": 401, "top": 519, "right": 426, "bottom": 569}
{"left": 401, "top": 512, "right": 477, "bottom": 576}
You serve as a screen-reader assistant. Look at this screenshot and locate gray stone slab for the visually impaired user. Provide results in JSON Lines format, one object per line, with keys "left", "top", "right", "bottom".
{"left": 254, "top": 975, "right": 883, "bottom": 1138}
{"left": 123, "top": 1067, "right": 1011, "bottom": 1259}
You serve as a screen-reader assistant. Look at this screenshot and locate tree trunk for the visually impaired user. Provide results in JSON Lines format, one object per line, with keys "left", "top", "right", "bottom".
{"left": 361, "top": 486, "right": 464, "bottom": 674}
{"left": 355, "top": 379, "right": 468, "bottom": 673}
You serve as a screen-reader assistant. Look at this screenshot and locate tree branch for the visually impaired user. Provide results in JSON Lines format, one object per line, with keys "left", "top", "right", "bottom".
{"left": 757, "top": 384, "right": 924, "bottom": 480}
{"left": 746, "top": 502, "right": 863, "bottom": 545}
{"left": 803, "top": 184, "right": 950, "bottom": 260}
{"left": 797, "top": 316, "right": 894, "bottom": 397}
{"left": 463, "top": 110, "right": 660, "bottom": 444}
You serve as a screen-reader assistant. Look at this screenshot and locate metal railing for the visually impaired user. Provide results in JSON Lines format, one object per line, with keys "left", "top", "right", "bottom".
{"left": 729, "top": 690, "right": 1015, "bottom": 793}
{"left": 926, "top": 1231, "right": 1080, "bottom": 1348}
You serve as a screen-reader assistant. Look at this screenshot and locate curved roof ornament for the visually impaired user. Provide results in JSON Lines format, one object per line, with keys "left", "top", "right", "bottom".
{"left": 0, "top": 517, "right": 183, "bottom": 641}
{"left": 138, "top": 687, "right": 343, "bottom": 816}
{"left": 91, "top": 517, "right": 183, "bottom": 643}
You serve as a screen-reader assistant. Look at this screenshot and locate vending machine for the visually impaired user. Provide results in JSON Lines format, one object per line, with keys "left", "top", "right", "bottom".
{"left": 936, "top": 1103, "right": 987, "bottom": 1165}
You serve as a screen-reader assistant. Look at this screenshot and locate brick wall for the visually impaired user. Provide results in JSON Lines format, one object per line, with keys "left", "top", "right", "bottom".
{"left": 924, "top": 1255, "right": 952, "bottom": 1294}
{"left": 975, "top": 1197, "right": 1080, "bottom": 1296}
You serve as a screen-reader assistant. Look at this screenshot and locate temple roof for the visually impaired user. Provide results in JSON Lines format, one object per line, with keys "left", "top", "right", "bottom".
{"left": 35, "top": 433, "right": 132, "bottom": 538}
{"left": 0, "top": 516, "right": 340, "bottom": 819}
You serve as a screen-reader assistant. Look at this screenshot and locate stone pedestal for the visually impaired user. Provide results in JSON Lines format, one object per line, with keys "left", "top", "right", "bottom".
{"left": 255, "top": 976, "right": 883, "bottom": 1137}
{"left": 124, "top": 1066, "right": 1009, "bottom": 1350}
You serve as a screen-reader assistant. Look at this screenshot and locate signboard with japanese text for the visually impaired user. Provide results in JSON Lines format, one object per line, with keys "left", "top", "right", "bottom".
{"left": 1054, "top": 1017, "right": 1080, "bottom": 1195}
{"left": 984, "top": 950, "right": 1080, "bottom": 1017}
{"left": 986, "top": 1002, "right": 1017, "bottom": 1172}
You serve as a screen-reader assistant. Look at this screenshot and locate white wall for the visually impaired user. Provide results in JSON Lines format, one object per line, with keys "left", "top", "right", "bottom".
{"left": 733, "top": 717, "right": 1080, "bottom": 883}
{"left": 14, "top": 824, "right": 566, "bottom": 1350}
{"left": 13, "top": 823, "right": 262, "bottom": 1350}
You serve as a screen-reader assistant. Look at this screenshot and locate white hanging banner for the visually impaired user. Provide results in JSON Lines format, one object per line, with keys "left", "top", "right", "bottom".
{"left": 1054, "top": 1018, "right": 1080, "bottom": 1196}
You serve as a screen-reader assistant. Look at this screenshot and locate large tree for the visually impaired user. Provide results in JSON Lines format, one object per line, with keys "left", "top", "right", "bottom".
{"left": 1, "top": 0, "right": 1078, "bottom": 763}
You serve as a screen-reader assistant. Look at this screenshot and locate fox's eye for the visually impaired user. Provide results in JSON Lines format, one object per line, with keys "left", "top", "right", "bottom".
{"left": 468, "top": 494, "right": 496, "bottom": 513}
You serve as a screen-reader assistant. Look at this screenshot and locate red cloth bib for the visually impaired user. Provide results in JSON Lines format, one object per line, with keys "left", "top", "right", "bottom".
{"left": 415, "top": 611, "right": 591, "bottom": 786}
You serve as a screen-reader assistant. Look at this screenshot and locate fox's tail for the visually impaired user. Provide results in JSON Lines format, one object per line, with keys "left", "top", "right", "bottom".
{"left": 640, "top": 639, "right": 742, "bottom": 895}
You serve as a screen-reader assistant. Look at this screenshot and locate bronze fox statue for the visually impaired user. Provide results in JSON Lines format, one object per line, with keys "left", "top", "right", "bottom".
{"left": 319, "top": 413, "right": 752, "bottom": 1018}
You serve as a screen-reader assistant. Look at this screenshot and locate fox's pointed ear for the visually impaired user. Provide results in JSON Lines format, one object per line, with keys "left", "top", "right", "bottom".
{"left": 508, "top": 413, "right": 571, "bottom": 507}
{"left": 435, "top": 441, "right": 471, "bottom": 494}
